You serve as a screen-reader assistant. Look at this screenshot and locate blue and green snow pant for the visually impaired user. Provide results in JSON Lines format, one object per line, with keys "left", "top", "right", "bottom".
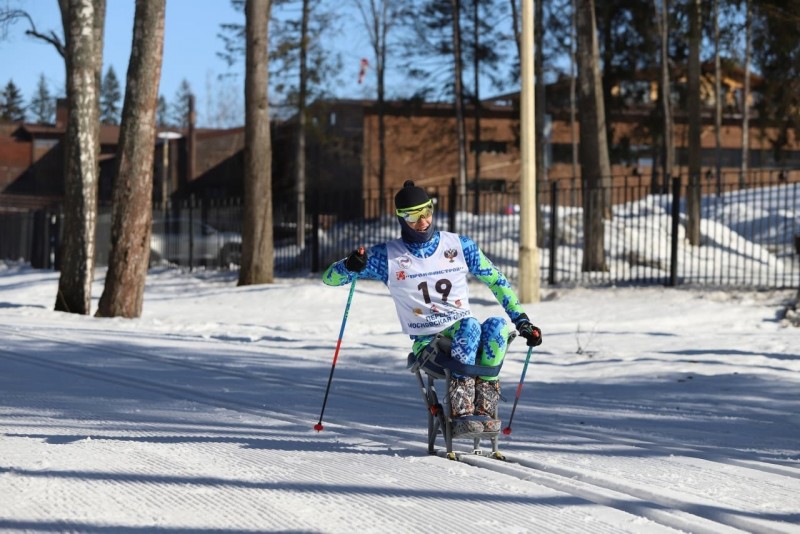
{"left": 411, "top": 316, "right": 512, "bottom": 381}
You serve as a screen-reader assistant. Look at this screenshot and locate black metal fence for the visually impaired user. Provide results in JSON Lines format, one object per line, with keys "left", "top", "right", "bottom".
{"left": 292, "top": 175, "right": 799, "bottom": 289}
{"left": 2, "top": 173, "right": 798, "bottom": 289}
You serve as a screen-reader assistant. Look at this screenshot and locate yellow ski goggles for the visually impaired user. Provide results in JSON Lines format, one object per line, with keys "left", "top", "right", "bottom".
{"left": 396, "top": 201, "right": 434, "bottom": 223}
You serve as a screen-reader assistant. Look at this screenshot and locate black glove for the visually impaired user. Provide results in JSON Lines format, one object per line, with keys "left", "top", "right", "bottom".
{"left": 515, "top": 314, "right": 542, "bottom": 347}
{"left": 344, "top": 248, "right": 367, "bottom": 273}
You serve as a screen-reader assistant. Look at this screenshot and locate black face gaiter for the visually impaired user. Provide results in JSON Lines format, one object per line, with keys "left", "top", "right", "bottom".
{"left": 397, "top": 216, "right": 435, "bottom": 244}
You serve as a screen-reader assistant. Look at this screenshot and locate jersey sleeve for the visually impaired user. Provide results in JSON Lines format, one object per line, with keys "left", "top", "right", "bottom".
{"left": 321, "top": 243, "right": 390, "bottom": 286}
{"left": 459, "top": 235, "right": 528, "bottom": 325}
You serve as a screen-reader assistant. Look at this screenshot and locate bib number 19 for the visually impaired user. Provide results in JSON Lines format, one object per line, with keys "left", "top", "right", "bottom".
{"left": 417, "top": 279, "right": 452, "bottom": 303}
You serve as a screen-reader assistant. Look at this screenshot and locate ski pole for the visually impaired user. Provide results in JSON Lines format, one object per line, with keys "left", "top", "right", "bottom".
{"left": 502, "top": 345, "right": 534, "bottom": 435}
{"left": 314, "top": 249, "right": 362, "bottom": 432}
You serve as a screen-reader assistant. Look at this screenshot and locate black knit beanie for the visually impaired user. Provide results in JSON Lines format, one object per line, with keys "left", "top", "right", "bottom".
{"left": 394, "top": 180, "right": 430, "bottom": 210}
{"left": 394, "top": 180, "right": 435, "bottom": 243}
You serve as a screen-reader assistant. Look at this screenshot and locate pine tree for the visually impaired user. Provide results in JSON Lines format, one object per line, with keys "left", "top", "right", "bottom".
{"left": 400, "top": 0, "right": 511, "bottom": 100}
{"left": 157, "top": 95, "right": 169, "bottom": 126}
{"left": 1, "top": 80, "right": 26, "bottom": 122}
{"left": 29, "top": 74, "right": 55, "bottom": 124}
{"left": 100, "top": 66, "right": 122, "bottom": 125}
{"left": 169, "top": 79, "right": 193, "bottom": 128}
{"left": 218, "top": 0, "right": 342, "bottom": 116}
{"left": 751, "top": 0, "right": 800, "bottom": 164}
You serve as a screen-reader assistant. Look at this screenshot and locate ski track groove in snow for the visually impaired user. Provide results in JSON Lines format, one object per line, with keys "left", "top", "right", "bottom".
{"left": 5, "top": 324, "right": 798, "bottom": 477}
{"left": 0, "top": 331, "right": 671, "bottom": 533}
{"left": 2, "top": 324, "right": 797, "bottom": 533}
{"left": 323, "top": 418, "right": 799, "bottom": 534}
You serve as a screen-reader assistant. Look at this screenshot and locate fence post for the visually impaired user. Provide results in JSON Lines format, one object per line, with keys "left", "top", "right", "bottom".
{"left": 795, "top": 234, "right": 800, "bottom": 295}
{"left": 448, "top": 178, "right": 457, "bottom": 234}
{"left": 548, "top": 180, "right": 558, "bottom": 285}
{"left": 188, "top": 194, "right": 195, "bottom": 270}
{"left": 51, "top": 208, "right": 62, "bottom": 271}
{"left": 669, "top": 176, "right": 680, "bottom": 287}
{"left": 30, "top": 210, "right": 46, "bottom": 269}
{"left": 311, "top": 190, "right": 320, "bottom": 273}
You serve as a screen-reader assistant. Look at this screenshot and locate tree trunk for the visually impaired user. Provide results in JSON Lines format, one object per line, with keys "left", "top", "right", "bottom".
{"left": 238, "top": 0, "right": 274, "bottom": 286}
{"left": 377, "top": 6, "right": 387, "bottom": 217}
{"left": 686, "top": 0, "right": 702, "bottom": 246}
{"left": 534, "top": 0, "right": 545, "bottom": 245}
{"left": 509, "top": 0, "right": 521, "bottom": 58}
{"left": 576, "top": 0, "right": 609, "bottom": 272}
{"left": 740, "top": 0, "right": 751, "bottom": 188}
{"left": 54, "top": 0, "right": 105, "bottom": 315}
{"left": 354, "top": 0, "right": 394, "bottom": 216}
{"left": 713, "top": 0, "right": 722, "bottom": 196}
{"left": 570, "top": 0, "right": 578, "bottom": 182}
{"left": 654, "top": 0, "right": 673, "bottom": 195}
{"left": 295, "top": 0, "right": 309, "bottom": 251}
{"left": 96, "top": 0, "right": 165, "bottom": 318}
{"left": 472, "top": 0, "right": 481, "bottom": 215}
{"left": 451, "top": 0, "right": 468, "bottom": 211}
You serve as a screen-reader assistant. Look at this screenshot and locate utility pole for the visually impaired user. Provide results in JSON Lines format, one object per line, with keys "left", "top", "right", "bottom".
{"left": 518, "top": 0, "right": 540, "bottom": 303}
{"left": 157, "top": 131, "right": 182, "bottom": 220}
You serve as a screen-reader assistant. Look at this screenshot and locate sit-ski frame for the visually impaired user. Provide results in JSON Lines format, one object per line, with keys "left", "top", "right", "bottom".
{"left": 407, "top": 334, "right": 509, "bottom": 460}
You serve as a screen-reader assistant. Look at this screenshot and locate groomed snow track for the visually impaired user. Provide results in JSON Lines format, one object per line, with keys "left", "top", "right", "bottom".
{"left": 1, "top": 324, "right": 798, "bottom": 533}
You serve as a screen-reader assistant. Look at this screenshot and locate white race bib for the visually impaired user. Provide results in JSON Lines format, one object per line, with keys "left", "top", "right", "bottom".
{"left": 386, "top": 232, "right": 472, "bottom": 335}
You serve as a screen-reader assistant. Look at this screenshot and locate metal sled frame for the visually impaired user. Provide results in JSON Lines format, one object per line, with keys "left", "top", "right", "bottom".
{"left": 407, "top": 333, "right": 512, "bottom": 459}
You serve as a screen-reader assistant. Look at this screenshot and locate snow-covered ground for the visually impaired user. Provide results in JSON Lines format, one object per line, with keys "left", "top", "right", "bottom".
{"left": 1, "top": 261, "right": 798, "bottom": 533}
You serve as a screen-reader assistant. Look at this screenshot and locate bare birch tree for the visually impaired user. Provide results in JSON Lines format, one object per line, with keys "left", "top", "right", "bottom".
{"left": 96, "top": 0, "right": 166, "bottom": 318}
{"left": 54, "top": 0, "right": 105, "bottom": 315}
{"left": 238, "top": 0, "right": 274, "bottom": 286}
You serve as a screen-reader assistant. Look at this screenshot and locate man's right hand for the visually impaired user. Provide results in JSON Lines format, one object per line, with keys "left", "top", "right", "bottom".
{"left": 344, "top": 248, "right": 367, "bottom": 273}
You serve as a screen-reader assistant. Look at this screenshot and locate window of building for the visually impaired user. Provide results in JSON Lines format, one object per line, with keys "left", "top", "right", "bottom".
{"left": 34, "top": 138, "right": 58, "bottom": 150}
{"left": 469, "top": 140, "right": 507, "bottom": 154}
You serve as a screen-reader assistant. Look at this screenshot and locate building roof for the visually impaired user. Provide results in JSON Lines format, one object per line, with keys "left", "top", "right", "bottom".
{"left": 0, "top": 193, "right": 61, "bottom": 212}
{"left": 16, "top": 122, "right": 123, "bottom": 146}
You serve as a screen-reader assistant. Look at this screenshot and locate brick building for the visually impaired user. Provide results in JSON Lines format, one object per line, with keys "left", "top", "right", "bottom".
{"left": 304, "top": 93, "right": 798, "bottom": 215}
{"left": 1, "top": 83, "right": 798, "bottom": 217}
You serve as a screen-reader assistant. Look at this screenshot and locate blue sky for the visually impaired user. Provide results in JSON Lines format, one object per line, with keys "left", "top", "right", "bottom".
{"left": 0, "top": 1, "right": 521, "bottom": 127}
{"left": 0, "top": 0, "right": 377, "bottom": 127}
{"left": 0, "top": 1, "right": 248, "bottom": 126}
